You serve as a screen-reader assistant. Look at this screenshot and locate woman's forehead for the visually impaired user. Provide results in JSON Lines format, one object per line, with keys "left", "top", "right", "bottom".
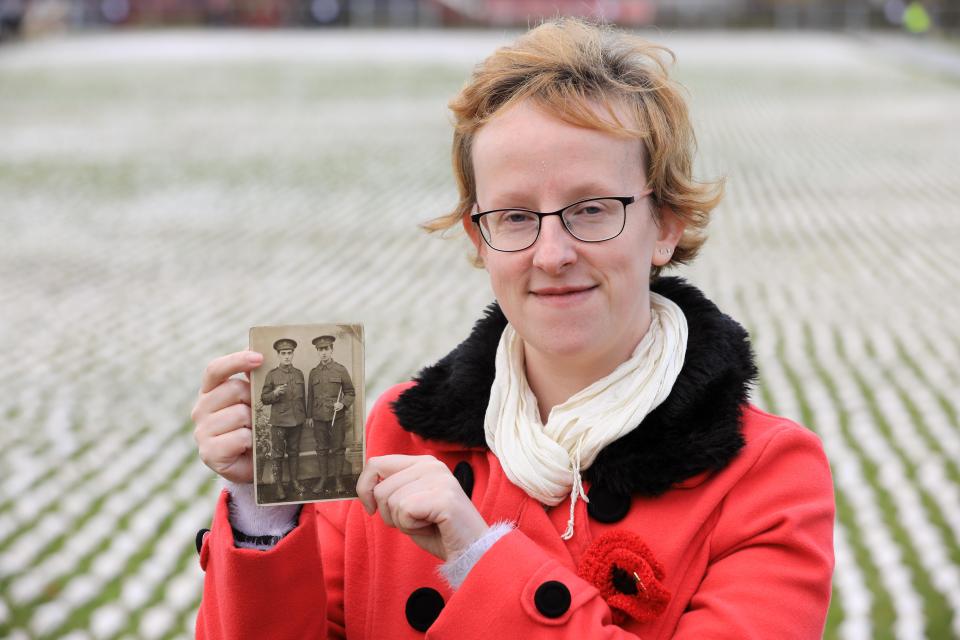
{"left": 475, "top": 100, "right": 642, "bottom": 161}
{"left": 472, "top": 101, "right": 645, "bottom": 203}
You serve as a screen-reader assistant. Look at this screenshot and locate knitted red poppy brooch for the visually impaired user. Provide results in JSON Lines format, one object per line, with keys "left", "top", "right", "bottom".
{"left": 577, "top": 530, "right": 671, "bottom": 625}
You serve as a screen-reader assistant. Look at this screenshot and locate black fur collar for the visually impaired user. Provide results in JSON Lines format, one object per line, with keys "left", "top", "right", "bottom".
{"left": 392, "top": 277, "right": 756, "bottom": 497}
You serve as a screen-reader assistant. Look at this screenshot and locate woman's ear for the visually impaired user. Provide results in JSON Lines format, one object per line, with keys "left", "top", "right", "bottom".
{"left": 652, "top": 206, "right": 685, "bottom": 267}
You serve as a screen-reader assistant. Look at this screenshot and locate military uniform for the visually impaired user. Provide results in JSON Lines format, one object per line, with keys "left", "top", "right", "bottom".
{"left": 308, "top": 336, "right": 356, "bottom": 494}
{"left": 261, "top": 339, "right": 307, "bottom": 499}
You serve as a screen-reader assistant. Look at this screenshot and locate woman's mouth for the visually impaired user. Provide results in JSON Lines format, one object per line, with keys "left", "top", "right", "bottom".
{"left": 530, "top": 285, "right": 598, "bottom": 306}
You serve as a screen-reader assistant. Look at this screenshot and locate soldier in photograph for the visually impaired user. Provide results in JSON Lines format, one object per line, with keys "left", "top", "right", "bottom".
{"left": 261, "top": 338, "right": 307, "bottom": 499}
{"left": 307, "top": 335, "right": 355, "bottom": 495}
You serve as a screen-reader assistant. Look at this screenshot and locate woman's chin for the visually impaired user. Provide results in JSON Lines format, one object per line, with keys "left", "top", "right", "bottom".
{"left": 523, "top": 322, "right": 606, "bottom": 362}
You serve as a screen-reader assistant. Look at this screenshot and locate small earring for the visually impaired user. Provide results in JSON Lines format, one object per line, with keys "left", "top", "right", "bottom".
{"left": 659, "top": 248, "right": 672, "bottom": 256}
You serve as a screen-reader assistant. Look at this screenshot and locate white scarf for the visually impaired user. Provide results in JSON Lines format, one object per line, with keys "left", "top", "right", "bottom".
{"left": 484, "top": 292, "right": 688, "bottom": 539}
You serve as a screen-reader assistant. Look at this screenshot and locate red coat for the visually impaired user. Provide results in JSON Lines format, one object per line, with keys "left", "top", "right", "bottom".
{"left": 196, "top": 279, "right": 835, "bottom": 639}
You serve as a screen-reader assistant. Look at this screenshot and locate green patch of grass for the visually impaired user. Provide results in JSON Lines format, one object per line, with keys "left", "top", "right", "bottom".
{"left": 755, "top": 376, "right": 777, "bottom": 415}
{"left": 0, "top": 63, "right": 466, "bottom": 112}
{"left": 119, "top": 475, "right": 217, "bottom": 638}
{"left": 0, "top": 425, "right": 176, "bottom": 632}
{"left": 0, "top": 463, "right": 64, "bottom": 526}
{"left": 0, "top": 425, "right": 153, "bottom": 554}
{"left": 44, "top": 449, "right": 212, "bottom": 639}
{"left": 0, "top": 122, "right": 449, "bottom": 206}
{"left": 770, "top": 319, "right": 900, "bottom": 638}
{"left": 895, "top": 336, "right": 960, "bottom": 431}
{"left": 830, "top": 328, "right": 955, "bottom": 639}
{"left": 165, "top": 591, "right": 202, "bottom": 640}
{"left": 891, "top": 372, "right": 960, "bottom": 490}
{"left": 764, "top": 321, "right": 850, "bottom": 636}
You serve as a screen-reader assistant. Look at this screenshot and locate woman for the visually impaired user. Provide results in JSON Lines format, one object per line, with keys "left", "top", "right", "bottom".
{"left": 192, "top": 19, "right": 834, "bottom": 639}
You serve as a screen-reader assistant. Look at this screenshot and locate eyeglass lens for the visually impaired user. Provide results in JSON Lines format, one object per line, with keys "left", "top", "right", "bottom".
{"left": 478, "top": 198, "right": 626, "bottom": 251}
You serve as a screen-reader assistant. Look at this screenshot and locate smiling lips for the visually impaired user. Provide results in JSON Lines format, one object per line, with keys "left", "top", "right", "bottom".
{"left": 530, "top": 285, "right": 598, "bottom": 305}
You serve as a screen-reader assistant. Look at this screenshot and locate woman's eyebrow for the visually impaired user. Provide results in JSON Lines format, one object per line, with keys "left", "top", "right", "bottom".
{"left": 480, "top": 190, "right": 531, "bottom": 209}
{"left": 484, "top": 183, "right": 627, "bottom": 209}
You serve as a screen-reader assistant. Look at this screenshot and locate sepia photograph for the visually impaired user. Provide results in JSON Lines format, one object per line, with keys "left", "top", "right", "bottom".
{"left": 249, "top": 324, "right": 364, "bottom": 506}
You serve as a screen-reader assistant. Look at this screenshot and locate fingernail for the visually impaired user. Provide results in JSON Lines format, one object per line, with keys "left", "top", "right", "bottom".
{"left": 248, "top": 352, "right": 263, "bottom": 364}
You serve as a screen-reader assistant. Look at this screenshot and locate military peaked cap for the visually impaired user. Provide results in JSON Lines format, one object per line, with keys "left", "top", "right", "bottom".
{"left": 273, "top": 338, "right": 297, "bottom": 352}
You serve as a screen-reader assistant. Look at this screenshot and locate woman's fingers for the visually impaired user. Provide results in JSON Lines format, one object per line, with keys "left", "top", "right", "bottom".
{"left": 356, "top": 455, "right": 438, "bottom": 514}
{"left": 356, "top": 455, "right": 404, "bottom": 513}
{"left": 372, "top": 459, "right": 431, "bottom": 499}
{"left": 200, "top": 350, "right": 263, "bottom": 394}
{"left": 356, "top": 455, "right": 489, "bottom": 560}
{"left": 191, "top": 377, "right": 251, "bottom": 424}
{"left": 191, "top": 351, "right": 262, "bottom": 484}
{"left": 194, "top": 404, "right": 252, "bottom": 483}
{"left": 383, "top": 483, "right": 440, "bottom": 533}
{"left": 204, "top": 426, "right": 253, "bottom": 465}
{"left": 200, "top": 427, "right": 254, "bottom": 483}
{"left": 194, "top": 403, "right": 251, "bottom": 441}
{"left": 370, "top": 464, "right": 433, "bottom": 528}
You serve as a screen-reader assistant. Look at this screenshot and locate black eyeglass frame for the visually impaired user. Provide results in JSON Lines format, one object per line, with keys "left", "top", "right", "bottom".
{"left": 470, "top": 194, "right": 646, "bottom": 252}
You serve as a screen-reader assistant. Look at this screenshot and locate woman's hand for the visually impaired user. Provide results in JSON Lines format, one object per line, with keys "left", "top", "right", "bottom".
{"left": 356, "top": 455, "right": 489, "bottom": 561}
{"left": 192, "top": 350, "right": 264, "bottom": 483}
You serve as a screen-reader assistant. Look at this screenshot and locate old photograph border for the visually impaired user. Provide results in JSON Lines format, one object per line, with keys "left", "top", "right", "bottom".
{"left": 249, "top": 323, "right": 365, "bottom": 506}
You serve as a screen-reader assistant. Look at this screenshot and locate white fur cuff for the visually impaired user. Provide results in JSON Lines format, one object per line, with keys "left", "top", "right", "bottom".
{"left": 438, "top": 521, "right": 515, "bottom": 590}
{"left": 225, "top": 480, "right": 300, "bottom": 549}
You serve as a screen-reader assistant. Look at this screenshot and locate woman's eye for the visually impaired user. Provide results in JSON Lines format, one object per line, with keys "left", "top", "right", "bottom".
{"left": 501, "top": 211, "right": 536, "bottom": 225}
{"left": 570, "top": 202, "right": 608, "bottom": 217}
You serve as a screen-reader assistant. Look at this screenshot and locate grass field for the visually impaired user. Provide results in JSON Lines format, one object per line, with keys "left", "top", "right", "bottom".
{"left": 1, "top": 29, "right": 958, "bottom": 639}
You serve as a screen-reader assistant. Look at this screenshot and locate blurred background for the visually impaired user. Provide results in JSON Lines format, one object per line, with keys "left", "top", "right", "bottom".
{"left": 1, "top": 1, "right": 959, "bottom": 639}
{"left": 0, "top": 0, "right": 959, "bottom": 33}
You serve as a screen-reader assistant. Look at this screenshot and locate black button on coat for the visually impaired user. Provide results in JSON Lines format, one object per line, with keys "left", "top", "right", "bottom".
{"left": 405, "top": 587, "right": 445, "bottom": 632}
{"left": 534, "top": 581, "right": 572, "bottom": 618}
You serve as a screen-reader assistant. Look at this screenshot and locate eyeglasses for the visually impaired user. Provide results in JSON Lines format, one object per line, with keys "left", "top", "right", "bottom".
{"left": 470, "top": 190, "right": 652, "bottom": 252}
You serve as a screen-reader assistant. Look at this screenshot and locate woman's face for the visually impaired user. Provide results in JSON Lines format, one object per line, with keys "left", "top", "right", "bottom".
{"left": 465, "top": 100, "right": 683, "bottom": 366}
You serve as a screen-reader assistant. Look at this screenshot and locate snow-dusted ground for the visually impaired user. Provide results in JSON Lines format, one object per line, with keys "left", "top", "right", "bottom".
{"left": 1, "top": 29, "right": 958, "bottom": 639}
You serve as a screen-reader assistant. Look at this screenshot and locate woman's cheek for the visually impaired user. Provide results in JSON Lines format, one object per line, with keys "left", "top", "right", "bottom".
{"left": 486, "top": 257, "right": 520, "bottom": 301}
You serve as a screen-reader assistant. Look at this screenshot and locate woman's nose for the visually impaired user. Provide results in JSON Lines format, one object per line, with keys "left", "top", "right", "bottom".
{"left": 531, "top": 215, "right": 577, "bottom": 274}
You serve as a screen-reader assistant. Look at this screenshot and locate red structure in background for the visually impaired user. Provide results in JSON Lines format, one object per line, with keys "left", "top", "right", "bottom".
{"left": 100, "top": 0, "right": 655, "bottom": 28}
{"left": 112, "top": 0, "right": 300, "bottom": 27}
{"left": 481, "top": 1, "right": 655, "bottom": 27}
{"left": 426, "top": 0, "right": 655, "bottom": 27}
{"left": 2, "top": 0, "right": 956, "bottom": 35}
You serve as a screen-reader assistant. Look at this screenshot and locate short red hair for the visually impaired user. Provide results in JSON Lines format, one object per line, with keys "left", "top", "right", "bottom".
{"left": 424, "top": 18, "right": 723, "bottom": 276}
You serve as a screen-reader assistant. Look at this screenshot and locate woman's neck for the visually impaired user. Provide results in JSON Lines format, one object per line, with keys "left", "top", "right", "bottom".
{"left": 523, "top": 315, "right": 652, "bottom": 424}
